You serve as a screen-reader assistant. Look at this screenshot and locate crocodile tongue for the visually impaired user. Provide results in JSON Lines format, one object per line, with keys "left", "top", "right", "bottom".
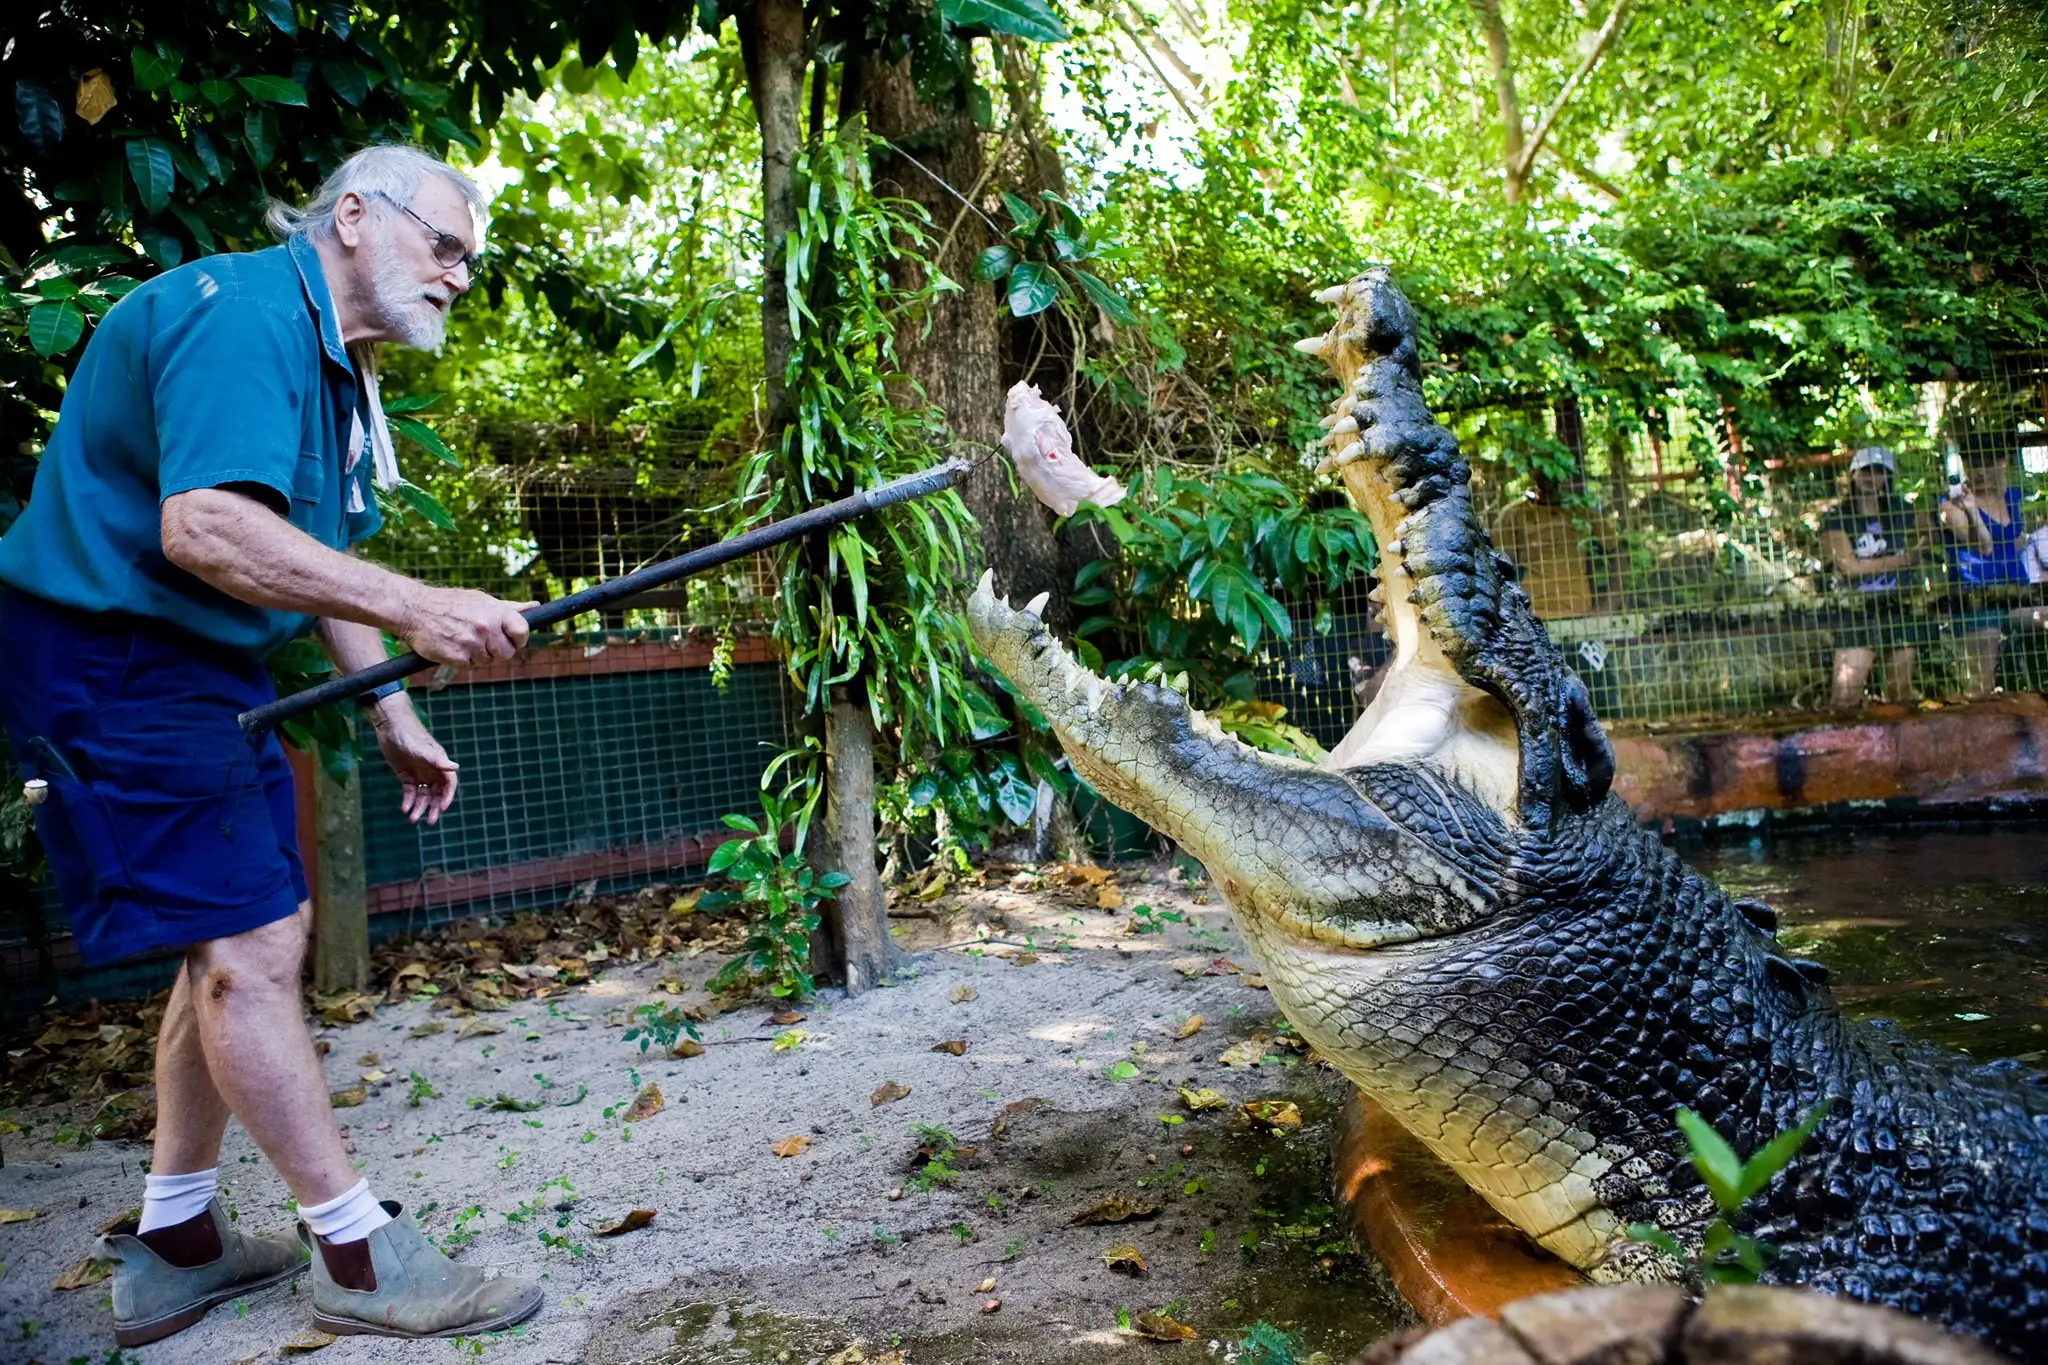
{"left": 966, "top": 571, "right": 1491, "bottom": 950}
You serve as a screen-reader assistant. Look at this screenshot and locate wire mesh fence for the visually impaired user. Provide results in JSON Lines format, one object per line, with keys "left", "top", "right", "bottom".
{"left": 349, "top": 422, "right": 793, "bottom": 930}
{"left": 1267, "top": 352, "right": 2048, "bottom": 742}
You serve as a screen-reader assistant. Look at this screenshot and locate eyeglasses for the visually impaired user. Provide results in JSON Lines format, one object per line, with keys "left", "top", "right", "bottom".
{"left": 368, "top": 190, "right": 482, "bottom": 273}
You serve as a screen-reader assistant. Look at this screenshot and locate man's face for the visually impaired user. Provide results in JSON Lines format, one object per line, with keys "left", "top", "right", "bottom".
{"left": 360, "top": 175, "right": 477, "bottom": 352}
{"left": 1851, "top": 465, "right": 1889, "bottom": 494}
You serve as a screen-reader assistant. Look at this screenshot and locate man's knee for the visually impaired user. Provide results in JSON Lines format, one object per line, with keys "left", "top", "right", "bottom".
{"left": 192, "top": 913, "right": 308, "bottom": 1000}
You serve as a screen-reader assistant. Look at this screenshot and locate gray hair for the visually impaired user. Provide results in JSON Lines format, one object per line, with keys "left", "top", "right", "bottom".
{"left": 265, "top": 144, "right": 487, "bottom": 243}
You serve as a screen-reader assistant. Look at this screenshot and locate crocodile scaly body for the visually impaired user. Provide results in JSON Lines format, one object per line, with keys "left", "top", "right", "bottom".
{"left": 965, "top": 271, "right": 2048, "bottom": 1357}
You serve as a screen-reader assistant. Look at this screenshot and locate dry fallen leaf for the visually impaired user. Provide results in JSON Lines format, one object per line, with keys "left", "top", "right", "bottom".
{"left": 670, "top": 1038, "right": 706, "bottom": 1059}
{"left": 1095, "top": 886, "right": 1123, "bottom": 911}
{"left": 1004, "top": 1097, "right": 1049, "bottom": 1115}
{"left": 456, "top": 1019, "right": 503, "bottom": 1040}
{"left": 360, "top": 1069, "right": 388, "bottom": 1083}
{"left": 1102, "top": 1242, "right": 1147, "bottom": 1274}
{"left": 1203, "top": 957, "right": 1242, "bottom": 975}
{"left": 1176, "top": 1013, "right": 1205, "bottom": 1039}
{"left": 931, "top": 1039, "right": 967, "bottom": 1056}
{"left": 623, "top": 1084, "right": 664, "bottom": 1123}
{"left": 766, "top": 1010, "right": 806, "bottom": 1026}
{"left": 51, "top": 1256, "right": 111, "bottom": 1290}
{"left": 1065, "top": 864, "right": 1114, "bottom": 887}
{"left": 772, "top": 1134, "right": 812, "bottom": 1158}
{"left": 408, "top": 1022, "right": 445, "bottom": 1039}
{"left": 871, "top": 1080, "right": 912, "bottom": 1107}
{"left": 980, "top": 1297, "right": 1002, "bottom": 1314}
{"left": 0, "top": 1209, "right": 37, "bottom": 1225}
{"left": 823, "top": 1348, "right": 866, "bottom": 1365}
{"left": 1171, "top": 957, "right": 1209, "bottom": 978}
{"left": 975, "top": 1276, "right": 997, "bottom": 1293}
{"left": 277, "top": 1331, "right": 339, "bottom": 1355}
{"left": 1133, "top": 1310, "right": 1198, "bottom": 1342}
{"left": 948, "top": 984, "right": 977, "bottom": 1004}
{"left": 915, "top": 871, "right": 952, "bottom": 902}
{"left": 1070, "top": 1194, "right": 1160, "bottom": 1225}
{"left": 1011, "top": 951, "right": 1039, "bottom": 967}
{"left": 358, "top": 1051, "right": 381, "bottom": 1066}
{"left": 593, "top": 1209, "right": 657, "bottom": 1237}
{"left": 329, "top": 1086, "right": 367, "bottom": 1109}
{"left": 1216, "top": 1039, "right": 1270, "bottom": 1069}
{"left": 1242, "top": 975, "right": 1268, "bottom": 990}
{"left": 1240, "top": 1098, "right": 1302, "bottom": 1130}
{"left": 1179, "top": 1086, "right": 1229, "bottom": 1112}
{"left": 96, "top": 1208, "right": 140, "bottom": 1236}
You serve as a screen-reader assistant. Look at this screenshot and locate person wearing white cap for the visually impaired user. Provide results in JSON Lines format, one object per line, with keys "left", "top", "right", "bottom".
{"left": 1820, "top": 444, "right": 1927, "bottom": 710}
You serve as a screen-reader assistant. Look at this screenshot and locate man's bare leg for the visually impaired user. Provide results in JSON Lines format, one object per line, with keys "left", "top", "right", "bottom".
{"left": 189, "top": 904, "right": 356, "bottom": 1206}
{"left": 1830, "top": 647, "right": 1874, "bottom": 711}
{"left": 151, "top": 964, "right": 231, "bottom": 1175}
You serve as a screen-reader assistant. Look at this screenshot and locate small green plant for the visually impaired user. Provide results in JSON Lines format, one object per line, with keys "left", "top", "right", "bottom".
{"left": 405, "top": 1071, "right": 439, "bottom": 1107}
{"left": 434, "top": 1205, "right": 484, "bottom": 1252}
{"left": 1235, "top": 1320, "right": 1304, "bottom": 1365}
{"left": 1002, "top": 1236, "right": 1024, "bottom": 1259}
{"left": 1127, "top": 903, "right": 1186, "bottom": 935}
{"left": 622, "top": 1002, "right": 700, "bottom": 1055}
{"left": 703, "top": 795, "right": 849, "bottom": 1000}
{"left": 908, "top": 1124, "right": 961, "bottom": 1192}
{"left": 950, "top": 1222, "right": 975, "bottom": 1245}
{"left": 1628, "top": 1101, "right": 1831, "bottom": 1282}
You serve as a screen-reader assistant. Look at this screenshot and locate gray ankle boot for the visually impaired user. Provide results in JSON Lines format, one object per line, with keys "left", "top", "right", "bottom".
{"left": 98, "top": 1197, "right": 307, "bottom": 1347}
{"left": 301, "top": 1201, "right": 543, "bottom": 1338}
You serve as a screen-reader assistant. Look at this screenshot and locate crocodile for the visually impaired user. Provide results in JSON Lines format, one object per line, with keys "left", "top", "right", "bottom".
{"left": 966, "top": 269, "right": 2048, "bottom": 1358}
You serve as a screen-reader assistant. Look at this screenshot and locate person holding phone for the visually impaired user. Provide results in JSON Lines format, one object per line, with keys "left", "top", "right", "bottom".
{"left": 1939, "top": 433, "right": 2030, "bottom": 697}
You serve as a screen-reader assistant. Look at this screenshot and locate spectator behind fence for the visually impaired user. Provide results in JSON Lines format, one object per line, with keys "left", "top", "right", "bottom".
{"left": 1939, "top": 433, "right": 2031, "bottom": 697}
{"left": 1820, "top": 445, "right": 1926, "bottom": 710}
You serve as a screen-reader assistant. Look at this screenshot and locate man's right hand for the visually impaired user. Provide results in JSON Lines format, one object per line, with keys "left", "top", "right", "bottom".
{"left": 399, "top": 586, "right": 537, "bottom": 665}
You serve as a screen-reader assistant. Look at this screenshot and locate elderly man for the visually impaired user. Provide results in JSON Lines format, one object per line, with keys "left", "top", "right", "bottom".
{"left": 0, "top": 146, "right": 542, "bottom": 1345}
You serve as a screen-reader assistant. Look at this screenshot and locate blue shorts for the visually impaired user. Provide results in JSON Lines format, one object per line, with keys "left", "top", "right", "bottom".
{"left": 0, "top": 591, "right": 307, "bottom": 965}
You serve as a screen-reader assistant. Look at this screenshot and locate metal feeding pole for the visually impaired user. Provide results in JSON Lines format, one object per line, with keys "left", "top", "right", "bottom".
{"left": 237, "top": 458, "right": 970, "bottom": 734}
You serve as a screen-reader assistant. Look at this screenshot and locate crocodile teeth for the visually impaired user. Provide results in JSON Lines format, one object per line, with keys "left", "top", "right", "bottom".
{"left": 1327, "top": 414, "right": 1359, "bottom": 437}
{"left": 1334, "top": 441, "right": 1364, "bottom": 463}
{"left": 1313, "top": 284, "right": 1349, "bottom": 305}
{"left": 1023, "top": 591, "right": 1050, "bottom": 618}
{"left": 1294, "top": 335, "right": 1333, "bottom": 357}
{"left": 976, "top": 568, "right": 996, "bottom": 598}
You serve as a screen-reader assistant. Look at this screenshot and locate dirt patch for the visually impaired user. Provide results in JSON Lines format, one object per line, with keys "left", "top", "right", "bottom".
{"left": 0, "top": 860, "right": 1416, "bottom": 1363}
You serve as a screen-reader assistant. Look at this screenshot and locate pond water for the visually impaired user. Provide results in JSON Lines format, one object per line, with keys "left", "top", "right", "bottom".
{"left": 1688, "top": 824, "right": 2048, "bottom": 1065}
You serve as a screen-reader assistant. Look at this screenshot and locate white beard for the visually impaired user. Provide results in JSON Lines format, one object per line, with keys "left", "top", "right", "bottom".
{"left": 365, "top": 228, "right": 448, "bottom": 352}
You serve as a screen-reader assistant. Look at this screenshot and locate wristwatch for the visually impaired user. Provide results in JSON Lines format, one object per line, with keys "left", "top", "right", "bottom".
{"left": 355, "top": 679, "right": 407, "bottom": 710}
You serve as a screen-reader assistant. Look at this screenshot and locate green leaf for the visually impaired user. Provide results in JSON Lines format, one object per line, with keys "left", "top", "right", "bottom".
{"left": 378, "top": 392, "right": 440, "bottom": 415}
{"left": 1104, "top": 1059, "right": 1140, "bottom": 1081}
{"left": 1626, "top": 1223, "right": 1683, "bottom": 1260}
{"left": 26, "top": 300, "right": 85, "bottom": 357}
{"left": 817, "top": 871, "right": 851, "bottom": 889}
{"left": 907, "top": 775, "right": 939, "bottom": 808}
{"left": 721, "top": 812, "right": 762, "bottom": 833}
{"left": 14, "top": 79, "right": 63, "bottom": 156}
{"left": 1675, "top": 1108, "right": 1746, "bottom": 1216}
{"left": 236, "top": 75, "right": 308, "bottom": 107}
{"left": 973, "top": 245, "right": 1016, "bottom": 282}
{"left": 939, "top": 0, "right": 1068, "bottom": 43}
{"left": 707, "top": 838, "right": 745, "bottom": 875}
{"left": 1734, "top": 1099, "right": 1830, "bottom": 1206}
{"left": 131, "top": 45, "right": 183, "bottom": 93}
{"left": 199, "top": 79, "right": 236, "bottom": 105}
{"left": 998, "top": 190, "right": 1040, "bottom": 235}
{"left": 1071, "top": 270, "right": 1138, "bottom": 325}
{"left": 255, "top": 0, "right": 299, "bottom": 35}
{"left": 319, "top": 60, "right": 371, "bottom": 106}
{"left": 1005, "top": 262, "right": 1059, "bottom": 318}
{"left": 124, "top": 138, "right": 175, "bottom": 216}
{"left": 394, "top": 482, "right": 456, "bottom": 530}
{"left": 388, "top": 415, "right": 459, "bottom": 466}
{"left": 51, "top": 245, "right": 133, "bottom": 273}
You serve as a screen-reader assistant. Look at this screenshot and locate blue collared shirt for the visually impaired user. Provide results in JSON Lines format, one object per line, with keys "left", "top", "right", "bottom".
{"left": 0, "top": 236, "right": 383, "bottom": 658}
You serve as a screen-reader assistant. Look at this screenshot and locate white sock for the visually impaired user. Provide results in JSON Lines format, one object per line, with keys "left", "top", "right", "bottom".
{"left": 138, "top": 1168, "right": 219, "bottom": 1234}
{"left": 299, "top": 1178, "right": 393, "bottom": 1245}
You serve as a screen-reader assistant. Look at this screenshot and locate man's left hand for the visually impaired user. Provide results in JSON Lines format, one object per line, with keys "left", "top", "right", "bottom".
{"left": 370, "top": 698, "right": 459, "bottom": 825}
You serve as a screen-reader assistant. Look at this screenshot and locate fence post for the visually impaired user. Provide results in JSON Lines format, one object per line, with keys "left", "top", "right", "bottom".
{"left": 313, "top": 767, "right": 370, "bottom": 992}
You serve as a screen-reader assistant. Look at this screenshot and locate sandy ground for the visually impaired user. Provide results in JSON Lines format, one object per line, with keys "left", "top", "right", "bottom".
{"left": 0, "top": 863, "right": 1416, "bottom": 1365}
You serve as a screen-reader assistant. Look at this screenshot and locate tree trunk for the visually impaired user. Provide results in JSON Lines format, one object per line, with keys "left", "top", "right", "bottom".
{"left": 814, "top": 687, "right": 894, "bottom": 991}
{"left": 740, "top": 0, "right": 806, "bottom": 425}
{"left": 1469, "top": 0, "right": 1527, "bottom": 201}
{"left": 313, "top": 769, "right": 369, "bottom": 993}
{"left": 864, "top": 52, "right": 1068, "bottom": 618}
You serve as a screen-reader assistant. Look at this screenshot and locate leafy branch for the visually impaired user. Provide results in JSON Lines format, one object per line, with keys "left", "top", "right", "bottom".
{"left": 1628, "top": 1100, "right": 1831, "bottom": 1283}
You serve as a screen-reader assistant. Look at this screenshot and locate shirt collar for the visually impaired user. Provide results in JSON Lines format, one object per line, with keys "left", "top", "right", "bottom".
{"left": 288, "top": 234, "right": 354, "bottom": 376}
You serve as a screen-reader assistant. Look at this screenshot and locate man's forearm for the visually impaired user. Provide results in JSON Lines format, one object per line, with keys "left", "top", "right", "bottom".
{"left": 316, "top": 615, "right": 415, "bottom": 730}
{"left": 162, "top": 487, "right": 419, "bottom": 633}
